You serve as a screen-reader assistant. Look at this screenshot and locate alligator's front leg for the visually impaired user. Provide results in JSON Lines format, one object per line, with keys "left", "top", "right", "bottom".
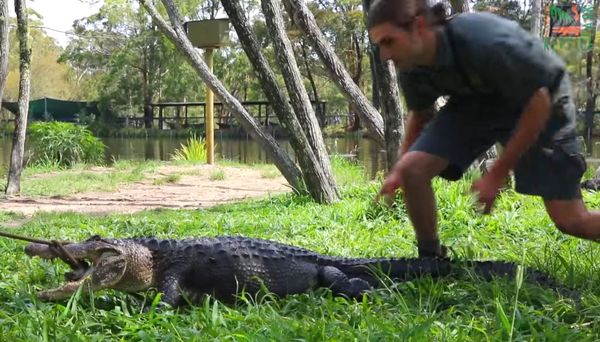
{"left": 157, "top": 275, "right": 185, "bottom": 308}
{"left": 318, "top": 266, "right": 371, "bottom": 299}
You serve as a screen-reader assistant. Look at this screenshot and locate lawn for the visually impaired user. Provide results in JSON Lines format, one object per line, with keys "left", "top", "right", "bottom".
{"left": 0, "top": 157, "right": 598, "bottom": 341}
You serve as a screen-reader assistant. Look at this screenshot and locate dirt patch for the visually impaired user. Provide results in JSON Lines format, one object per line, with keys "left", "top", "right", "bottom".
{"left": 0, "top": 164, "right": 291, "bottom": 216}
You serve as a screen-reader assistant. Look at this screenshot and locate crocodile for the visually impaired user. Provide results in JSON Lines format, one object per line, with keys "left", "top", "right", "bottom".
{"left": 24, "top": 235, "right": 564, "bottom": 308}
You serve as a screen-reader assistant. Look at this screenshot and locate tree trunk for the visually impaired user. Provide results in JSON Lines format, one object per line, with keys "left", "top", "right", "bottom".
{"left": 5, "top": 0, "right": 31, "bottom": 195}
{"left": 139, "top": 0, "right": 304, "bottom": 194}
{"left": 0, "top": 0, "right": 8, "bottom": 108}
{"left": 142, "top": 68, "right": 153, "bottom": 129}
{"left": 363, "top": 0, "right": 404, "bottom": 170}
{"left": 377, "top": 58, "right": 404, "bottom": 170}
{"left": 368, "top": 48, "right": 380, "bottom": 110}
{"left": 299, "top": 39, "right": 323, "bottom": 126}
{"left": 347, "top": 32, "right": 363, "bottom": 132}
{"left": 282, "top": 0, "right": 385, "bottom": 147}
{"left": 530, "top": 0, "right": 542, "bottom": 37}
{"left": 221, "top": 0, "right": 338, "bottom": 202}
{"left": 585, "top": 0, "right": 599, "bottom": 151}
{"left": 261, "top": 0, "right": 339, "bottom": 201}
{"left": 142, "top": 45, "right": 155, "bottom": 129}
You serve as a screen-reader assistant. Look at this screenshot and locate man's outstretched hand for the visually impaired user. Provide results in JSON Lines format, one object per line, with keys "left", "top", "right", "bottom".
{"left": 471, "top": 170, "right": 508, "bottom": 214}
{"left": 376, "top": 169, "right": 403, "bottom": 207}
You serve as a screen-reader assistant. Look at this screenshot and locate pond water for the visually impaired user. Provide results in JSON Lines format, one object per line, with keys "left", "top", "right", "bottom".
{"left": 2, "top": 135, "right": 600, "bottom": 178}
{"left": 0, "top": 136, "right": 388, "bottom": 178}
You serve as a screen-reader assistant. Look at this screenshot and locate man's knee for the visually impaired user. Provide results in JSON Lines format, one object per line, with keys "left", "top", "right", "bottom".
{"left": 396, "top": 160, "right": 427, "bottom": 185}
{"left": 396, "top": 151, "right": 449, "bottom": 185}
{"left": 544, "top": 199, "right": 587, "bottom": 235}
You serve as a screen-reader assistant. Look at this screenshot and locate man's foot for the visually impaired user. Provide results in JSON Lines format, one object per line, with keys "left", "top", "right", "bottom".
{"left": 417, "top": 239, "right": 448, "bottom": 259}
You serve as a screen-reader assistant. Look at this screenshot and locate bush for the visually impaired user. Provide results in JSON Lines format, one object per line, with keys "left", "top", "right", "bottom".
{"left": 27, "top": 121, "right": 106, "bottom": 167}
{"left": 170, "top": 135, "right": 208, "bottom": 162}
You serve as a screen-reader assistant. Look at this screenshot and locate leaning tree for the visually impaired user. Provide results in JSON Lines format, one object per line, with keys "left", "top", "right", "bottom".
{"left": 138, "top": 0, "right": 407, "bottom": 203}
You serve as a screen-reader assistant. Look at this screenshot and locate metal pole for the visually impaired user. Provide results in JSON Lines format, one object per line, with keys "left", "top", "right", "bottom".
{"left": 205, "top": 48, "right": 215, "bottom": 164}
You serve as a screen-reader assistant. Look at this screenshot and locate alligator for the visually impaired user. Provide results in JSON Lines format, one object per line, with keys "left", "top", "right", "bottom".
{"left": 581, "top": 177, "right": 600, "bottom": 191}
{"left": 24, "top": 235, "right": 565, "bottom": 308}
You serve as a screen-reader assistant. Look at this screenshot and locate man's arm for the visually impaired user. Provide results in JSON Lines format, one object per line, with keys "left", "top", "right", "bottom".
{"left": 398, "top": 106, "right": 435, "bottom": 159}
{"left": 487, "top": 87, "right": 552, "bottom": 179}
{"left": 472, "top": 87, "right": 552, "bottom": 213}
{"left": 377, "top": 106, "right": 435, "bottom": 203}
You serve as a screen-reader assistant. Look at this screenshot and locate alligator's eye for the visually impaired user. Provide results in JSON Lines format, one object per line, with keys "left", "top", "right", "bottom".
{"left": 100, "top": 250, "right": 119, "bottom": 258}
{"left": 86, "top": 235, "right": 103, "bottom": 242}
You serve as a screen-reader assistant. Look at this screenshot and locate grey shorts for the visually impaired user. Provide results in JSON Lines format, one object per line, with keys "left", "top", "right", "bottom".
{"left": 409, "top": 94, "right": 586, "bottom": 200}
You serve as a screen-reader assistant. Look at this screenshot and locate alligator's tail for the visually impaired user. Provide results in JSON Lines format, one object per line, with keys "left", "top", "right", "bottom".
{"left": 319, "top": 257, "right": 576, "bottom": 299}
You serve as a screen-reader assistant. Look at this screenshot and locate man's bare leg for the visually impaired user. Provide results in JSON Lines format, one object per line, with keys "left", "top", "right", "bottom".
{"left": 544, "top": 198, "right": 600, "bottom": 241}
{"left": 397, "top": 151, "right": 450, "bottom": 256}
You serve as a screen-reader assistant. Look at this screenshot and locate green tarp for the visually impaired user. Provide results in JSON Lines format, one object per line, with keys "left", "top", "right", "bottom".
{"left": 1, "top": 97, "right": 101, "bottom": 122}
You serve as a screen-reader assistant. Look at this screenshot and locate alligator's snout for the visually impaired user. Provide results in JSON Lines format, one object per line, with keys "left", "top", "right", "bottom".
{"left": 25, "top": 243, "right": 59, "bottom": 259}
{"left": 26, "top": 237, "right": 155, "bottom": 302}
{"left": 25, "top": 239, "right": 118, "bottom": 262}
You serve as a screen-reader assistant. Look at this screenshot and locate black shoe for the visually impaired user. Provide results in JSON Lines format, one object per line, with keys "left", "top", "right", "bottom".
{"left": 418, "top": 244, "right": 449, "bottom": 259}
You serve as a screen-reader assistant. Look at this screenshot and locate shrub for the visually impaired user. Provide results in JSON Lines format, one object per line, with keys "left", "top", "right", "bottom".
{"left": 170, "top": 135, "right": 208, "bottom": 162}
{"left": 27, "top": 121, "right": 106, "bottom": 167}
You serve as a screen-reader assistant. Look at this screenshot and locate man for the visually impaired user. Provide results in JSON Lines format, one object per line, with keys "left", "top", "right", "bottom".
{"left": 367, "top": 0, "right": 599, "bottom": 258}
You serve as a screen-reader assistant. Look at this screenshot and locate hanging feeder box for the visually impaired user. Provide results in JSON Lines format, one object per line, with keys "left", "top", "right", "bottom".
{"left": 184, "top": 18, "right": 231, "bottom": 48}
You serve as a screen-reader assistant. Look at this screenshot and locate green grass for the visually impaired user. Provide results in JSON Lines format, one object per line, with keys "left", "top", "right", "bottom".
{"left": 0, "top": 158, "right": 598, "bottom": 340}
{"left": 209, "top": 169, "right": 226, "bottom": 181}
{"left": 0, "top": 211, "right": 25, "bottom": 224}
{"left": 260, "top": 169, "right": 280, "bottom": 179}
{"left": 0, "top": 159, "right": 161, "bottom": 198}
{"left": 153, "top": 174, "right": 182, "bottom": 185}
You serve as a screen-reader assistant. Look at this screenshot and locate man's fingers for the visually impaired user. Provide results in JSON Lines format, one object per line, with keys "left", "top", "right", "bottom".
{"left": 483, "top": 201, "right": 492, "bottom": 214}
{"left": 375, "top": 185, "right": 398, "bottom": 208}
{"left": 375, "top": 192, "right": 393, "bottom": 207}
{"left": 384, "top": 194, "right": 395, "bottom": 207}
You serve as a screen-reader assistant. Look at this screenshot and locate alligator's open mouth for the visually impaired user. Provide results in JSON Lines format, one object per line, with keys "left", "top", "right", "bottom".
{"left": 24, "top": 238, "right": 126, "bottom": 301}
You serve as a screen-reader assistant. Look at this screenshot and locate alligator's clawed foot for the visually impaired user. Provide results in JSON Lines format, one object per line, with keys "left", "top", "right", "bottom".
{"left": 142, "top": 300, "right": 174, "bottom": 314}
{"left": 319, "top": 266, "right": 373, "bottom": 299}
{"left": 345, "top": 278, "right": 372, "bottom": 298}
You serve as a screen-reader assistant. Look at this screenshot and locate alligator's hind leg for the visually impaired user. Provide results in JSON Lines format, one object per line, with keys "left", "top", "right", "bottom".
{"left": 318, "top": 266, "right": 371, "bottom": 298}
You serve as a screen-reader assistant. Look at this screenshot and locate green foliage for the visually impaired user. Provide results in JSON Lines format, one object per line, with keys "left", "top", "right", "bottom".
{"left": 0, "top": 159, "right": 597, "bottom": 340}
{"left": 322, "top": 123, "right": 347, "bottom": 137}
{"left": 26, "top": 122, "right": 106, "bottom": 168}
{"left": 59, "top": 0, "right": 208, "bottom": 123}
{"left": 153, "top": 174, "right": 182, "bottom": 185}
{"left": 210, "top": 169, "right": 226, "bottom": 181}
{"left": 0, "top": 160, "right": 160, "bottom": 197}
{"left": 4, "top": 16, "right": 84, "bottom": 102}
{"left": 260, "top": 168, "right": 281, "bottom": 179}
{"left": 170, "top": 135, "right": 208, "bottom": 162}
{"left": 472, "top": 1, "right": 531, "bottom": 28}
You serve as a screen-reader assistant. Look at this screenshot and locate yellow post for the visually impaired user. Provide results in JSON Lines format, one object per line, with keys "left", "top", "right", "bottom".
{"left": 204, "top": 48, "right": 215, "bottom": 164}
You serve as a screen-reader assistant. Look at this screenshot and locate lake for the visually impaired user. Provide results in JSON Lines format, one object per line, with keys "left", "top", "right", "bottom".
{"left": 2, "top": 135, "right": 600, "bottom": 178}
{"left": 0, "top": 136, "right": 388, "bottom": 178}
